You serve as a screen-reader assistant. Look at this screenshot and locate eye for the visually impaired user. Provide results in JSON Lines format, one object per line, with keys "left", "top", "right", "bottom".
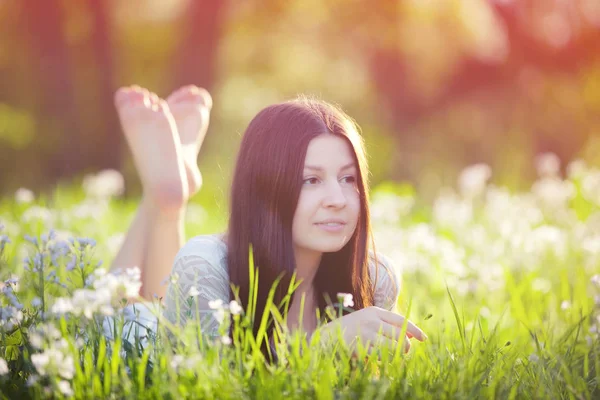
{"left": 303, "top": 177, "right": 320, "bottom": 185}
{"left": 341, "top": 175, "right": 357, "bottom": 184}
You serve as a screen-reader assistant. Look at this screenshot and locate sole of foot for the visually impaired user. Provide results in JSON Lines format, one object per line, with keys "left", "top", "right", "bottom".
{"left": 115, "top": 85, "right": 189, "bottom": 209}
{"left": 167, "top": 85, "right": 212, "bottom": 197}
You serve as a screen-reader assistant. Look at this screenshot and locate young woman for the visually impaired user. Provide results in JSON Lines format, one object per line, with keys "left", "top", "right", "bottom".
{"left": 110, "top": 85, "right": 427, "bottom": 358}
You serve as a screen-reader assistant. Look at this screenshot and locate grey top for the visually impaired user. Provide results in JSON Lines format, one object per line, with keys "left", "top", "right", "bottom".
{"left": 163, "top": 234, "right": 401, "bottom": 338}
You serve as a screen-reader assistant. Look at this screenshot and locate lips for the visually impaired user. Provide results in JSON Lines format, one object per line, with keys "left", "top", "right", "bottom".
{"left": 315, "top": 219, "right": 346, "bottom": 225}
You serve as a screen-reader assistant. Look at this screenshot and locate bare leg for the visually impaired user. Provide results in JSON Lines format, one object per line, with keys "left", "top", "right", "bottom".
{"left": 110, "top": 198, "right": 152, "bottom": 273}
{"left": 167, "top": 85, "right": 212, "bottom": 197}
{"left": 110, "top": 85, "right": 211, "bottom": 301}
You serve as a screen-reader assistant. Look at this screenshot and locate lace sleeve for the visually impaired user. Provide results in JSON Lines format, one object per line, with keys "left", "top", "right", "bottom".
{"left": 369, "top": 253, "right": 401, "bottom": 312}
{"left": 163, "top": 254, "right": 231, "bottom": 338}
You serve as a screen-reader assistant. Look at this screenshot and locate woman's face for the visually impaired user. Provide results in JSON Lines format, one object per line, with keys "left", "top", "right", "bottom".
{"left": 292, "top": 134, "right": 361, "bottom": 256}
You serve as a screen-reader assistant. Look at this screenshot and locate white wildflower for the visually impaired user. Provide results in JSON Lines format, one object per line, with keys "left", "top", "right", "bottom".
{"left": 208, "top": 299, "right": 224, "bottom": 310}
{"left": 337, "top": 292, "right": 354, "bottom": 308}
{"left": 229, "top": 300, "right": 243, "bottom": 315}
{"left": 214, "top": 308, "right": 226, "bottom": 325}
{"left": 29, "top": 333, "right": 44, "bottom": 349}
{"left": 582, "top": 170, "right": 600, "bottom": 206}
{"left": 567, "top": 159, "right": 587, "bottom": 180}
{"left": 51, "top": 298, "right": 74, "bottom": 314}
{"left": 560, "top": 300, "right": 571, "bottom": 310}
{"left": 535, "top": 153, "right": 560, "bottom": 177}
{"left": 15, "top": 188, "right": 34, "bottom": 204}
{"left": 581, "top": 236, "right": 600, "bottom": 256}
{"left": 31, "top": 352, "right": 50, "bottom": 375}
{"left": 591, "top": 275, "right": 600, "bottom": 288}
{"left": 72, "top": 200, "right": 109, "bottom": 220}
{"left": 479, "top": 307, "right": 491, "bottom": 319}
{"left": 22, "top": 206, "right": 53, "bottom": 225}
{"left": 59, "top": 356, "right": 75, "bottom": 380}
{"left": 458, "top": 163, "right": 492, "bottom": 198}
{"left": 170, "top": 355, "right": 185, "bottom": 371}
{"left": 532, "top": 177, "right": 575, "bottom": 209}
{"left": 531, "top": 278, "right": 552, "bottom": 293}
{"left": 106, "top": 233, "right": 125, "bottom": 255}
{"left": 188, "top": 286, "right": 200, "bottom": 297}
{"left": 91, "top": 267, "right": 142, "bottom": 307}
{"left": 57, "top": 380, "right": 73, "bottom": 397}
{"left": 528, "top": 353, "right": 540, "bottom": 363}
{"left": 0, "top": 357, "right": 8, "bottom": 375}
{"left": 433, "top": 190, "right": 473, "bottom": 228}
{"left": 82, "top": 169, "right": 125, "bottom": 199}
{"left": 524, "top": 225, "right": 567, "bottom": 259}
{"left": 371, "top": 192, "right": 414, "bottom": 225}
{"left": 31, "top": 348, "right": 74, "bottom": 379}
{"left": 221, "top": 335, "right": 232, "bottom": 345}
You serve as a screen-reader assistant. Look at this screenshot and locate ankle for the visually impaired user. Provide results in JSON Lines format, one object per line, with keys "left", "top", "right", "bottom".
{"left": 142, "top": 195, "right": 187, "bottom": 216}
{"left": 143, "top": 182, "right": 188, "bottom": 210}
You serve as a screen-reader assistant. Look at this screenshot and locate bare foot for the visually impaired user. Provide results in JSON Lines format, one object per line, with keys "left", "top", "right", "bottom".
{"left": 115, "top": 85, "right": 188, "bottom": 208}
{"left": 167, "top": 85, "right": 212, "bottom": 197}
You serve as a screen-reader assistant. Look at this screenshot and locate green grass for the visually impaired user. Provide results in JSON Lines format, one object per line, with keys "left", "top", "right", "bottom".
{"left": 0, "top": 169, "right": 599, "bottom": 399}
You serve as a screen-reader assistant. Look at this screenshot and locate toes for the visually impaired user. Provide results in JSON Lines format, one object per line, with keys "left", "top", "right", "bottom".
{"left": 167, "top": 85, "right": 212, "bottom": 109}
{"left": 196, "top": 87, "right": 213, "bottom": 109}
{"left": 114, "top": 87, "right": 146, "bottom": 109}
{"left": 156, "top": 99, "right": 170, "bottom": 113}
{"left": 114, "top": 87, "right": 131, "bottom": 107}
{"left": 148, "top": 92, "right": 161, "bottom": 111}
{"left": 149, "top": 92, "right": 160, "bottom": 104}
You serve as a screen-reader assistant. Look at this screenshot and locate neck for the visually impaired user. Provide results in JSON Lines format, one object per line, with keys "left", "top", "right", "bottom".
{"left": 294, "top": 247, "right": 322, "bottom": 294}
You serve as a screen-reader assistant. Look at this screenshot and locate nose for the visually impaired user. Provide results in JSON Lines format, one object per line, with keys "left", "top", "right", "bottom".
{"left": 322, "top": 181, "right": 347, "bottom": 208}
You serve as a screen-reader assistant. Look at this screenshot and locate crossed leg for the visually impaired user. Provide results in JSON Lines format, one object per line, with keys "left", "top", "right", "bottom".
{"left": 110, "top": 85, "right": 211, "bottom": 301}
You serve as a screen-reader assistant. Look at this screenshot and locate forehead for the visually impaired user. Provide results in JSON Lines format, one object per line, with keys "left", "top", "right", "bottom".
{"left": 303, "top": 135, "right": 356, "bottom": 169}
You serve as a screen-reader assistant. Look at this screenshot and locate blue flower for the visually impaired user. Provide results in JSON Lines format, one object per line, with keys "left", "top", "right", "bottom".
{"left": 24, "top": 234, "right": 38, "bottom": 246}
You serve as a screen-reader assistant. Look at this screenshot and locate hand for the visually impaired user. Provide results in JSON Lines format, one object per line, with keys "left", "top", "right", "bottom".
{"left": 313, "top": 306, "right": 427, "bottom": 356}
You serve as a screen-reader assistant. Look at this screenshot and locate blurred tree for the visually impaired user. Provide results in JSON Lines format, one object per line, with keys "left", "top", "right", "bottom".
{"left": 171, "top": 0, "right": 227, "bottom": 92}
{"left": 86, "top": 0, "right": 121, "bottom": 171}
{"left": 22, "top": 0, "right": 83, "bottom": 184}
{"left": 321, "top": 0, "right": 600, "bottom": 186}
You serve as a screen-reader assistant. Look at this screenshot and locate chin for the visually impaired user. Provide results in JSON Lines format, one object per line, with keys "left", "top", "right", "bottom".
{"left": 312, "top": 238, "right": 351, "bottom": 253}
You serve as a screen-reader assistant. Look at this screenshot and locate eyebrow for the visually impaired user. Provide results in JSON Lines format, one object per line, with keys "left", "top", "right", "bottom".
{"left": 303, "top": 162, "right": 357, "bottom": 172}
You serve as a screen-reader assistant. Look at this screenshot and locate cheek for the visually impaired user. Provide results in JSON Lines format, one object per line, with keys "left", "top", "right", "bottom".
{"left": 292, "top": 193, "right": 313, "bottom": 228}
{"left": 346, "top": 189, "right": 361, "bottom": 215}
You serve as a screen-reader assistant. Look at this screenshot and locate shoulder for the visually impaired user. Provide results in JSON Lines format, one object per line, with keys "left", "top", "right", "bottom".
{"left": 170, "top": 233, "right": 229, "bottom": 280}
{"left": 164, "top": 234, "right": 231, "bottom": 327}
{"left": 175, "top": 233, "right": 227, "bottom": 266}
{"left": 367, "top": 251, "right": 401, "bottom": 311}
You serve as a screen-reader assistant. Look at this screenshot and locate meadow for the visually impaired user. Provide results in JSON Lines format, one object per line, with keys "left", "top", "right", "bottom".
{"left": 0, "top": 154, "right": 598, "bottom": 399}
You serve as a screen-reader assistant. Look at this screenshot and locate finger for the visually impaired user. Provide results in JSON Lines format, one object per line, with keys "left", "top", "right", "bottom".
{"left": 376, "top": 309, "right": 427, "bottom": 341}
{"left": 403, "top": 335, "right": 411, "bottom": 354}
{"left": 365, "top": 334, "right": 399, "bottom": 356}
{"left": 373, "top": 321, "right": 415, "bottom": 343}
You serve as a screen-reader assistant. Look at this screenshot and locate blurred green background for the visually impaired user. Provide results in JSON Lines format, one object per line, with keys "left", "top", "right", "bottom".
{"left": 1, "top": 0, "right": 600, "bottom": 204}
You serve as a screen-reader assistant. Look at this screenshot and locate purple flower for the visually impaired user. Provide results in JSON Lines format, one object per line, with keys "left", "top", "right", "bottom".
{"left": 24, "top": 235, "right": 38, "bottom": 246}
{"left": 75, "top": 238, "right": 97, "bottom": 249}
{"left": 66, "top": 255, "right": 77, "bottom": 271}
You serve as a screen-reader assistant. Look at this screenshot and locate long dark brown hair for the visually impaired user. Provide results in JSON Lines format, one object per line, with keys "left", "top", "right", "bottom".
{"left": 226, "top": 96, "right": 378, "bottom": 357}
